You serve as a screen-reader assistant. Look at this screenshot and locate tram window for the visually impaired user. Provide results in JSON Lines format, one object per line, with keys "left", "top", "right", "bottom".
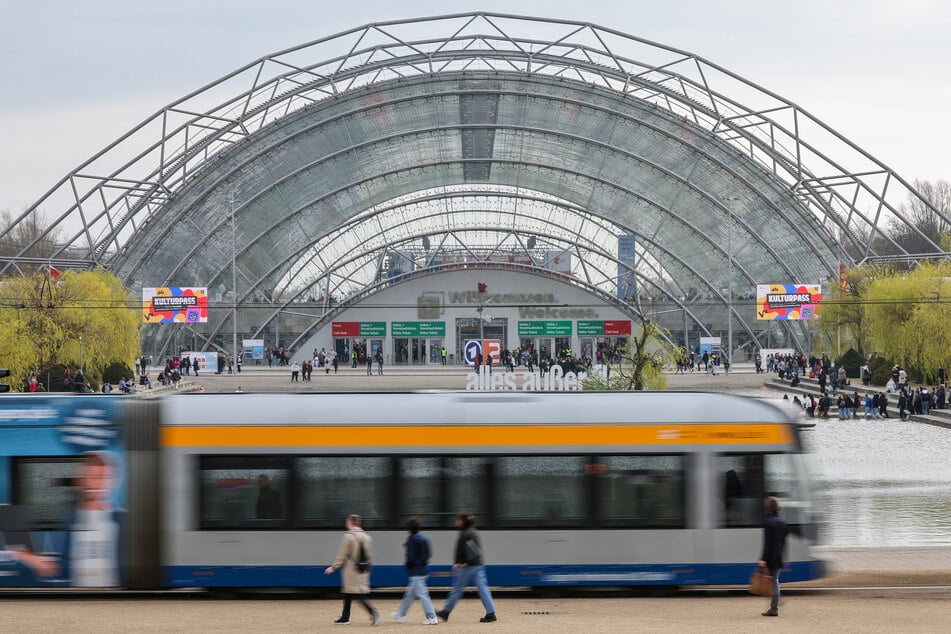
{"left": 717, "top": 454, "right": 766, "bottom": 527}
{"left": 596, "top": 455, "right": 685, "bottom": 528}
{"left": 399, "top": 458, "right": 443, "bottom": 527}
{"left": 764, "top": 453, "right": 808, "bottom": 525}
{"left": 199, "top": 456, "right": 289, "bottom": 530}
{"left": 296, "top": 457, "right": 391, "bottom": 529}
{"left": 718, "top": 453, "right": 808, "bottom": 527}
{"left": 494, "top": 456, "right": 587, "bottom": 527}
{"left": 12, "top": 457, "right": 83, "bottom": 528}
{"left": 444, "top": 457, "right": 489, "bottom": 527}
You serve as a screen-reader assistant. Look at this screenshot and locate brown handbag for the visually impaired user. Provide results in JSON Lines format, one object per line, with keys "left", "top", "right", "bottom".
{"left": 749, "top": 566, "right": 774, "bottom": 596}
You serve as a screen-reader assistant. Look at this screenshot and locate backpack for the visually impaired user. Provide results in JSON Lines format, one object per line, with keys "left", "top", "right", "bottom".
{"left": 355, "top": 537, "right": 372, "bottom": 573}
{"left": 462, "top": 535, "right": 482, "bottom": 564}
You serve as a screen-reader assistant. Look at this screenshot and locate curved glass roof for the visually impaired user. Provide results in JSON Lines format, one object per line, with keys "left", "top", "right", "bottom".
{"left": 3, "top": 13, "right": 946, "bottom": 354}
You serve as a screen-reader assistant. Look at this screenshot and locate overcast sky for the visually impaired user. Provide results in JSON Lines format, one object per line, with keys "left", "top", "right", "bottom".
{"left": 1, "top": 0, "right": 948, "bottom": 217}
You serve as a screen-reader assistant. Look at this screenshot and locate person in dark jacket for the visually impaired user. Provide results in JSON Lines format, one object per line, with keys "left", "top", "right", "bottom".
{"left": 391, "top": 518, "right": 437, "bottom": 625}
{"left": 436, "top": 513, "right": 496, "bottom": 623}
{"left": 757, "top": 496, "right": 789, "bottom": 617}
{"left": 254, "top": 475, "right": 282, "bottom": 520}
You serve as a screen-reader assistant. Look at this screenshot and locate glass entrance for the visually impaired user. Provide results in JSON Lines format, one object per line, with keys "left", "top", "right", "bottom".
{"left": 428, "top": 338, "right": 444, "bottom": 364}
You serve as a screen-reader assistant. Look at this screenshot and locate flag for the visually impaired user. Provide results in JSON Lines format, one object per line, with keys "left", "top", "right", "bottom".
{"left": 49, "top": 265, "right": 61, "bottom": 284}
{"left": 838, "top": 262, "right": 847, "bottom": 293}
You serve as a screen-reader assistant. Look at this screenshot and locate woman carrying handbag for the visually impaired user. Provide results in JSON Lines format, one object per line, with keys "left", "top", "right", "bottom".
{"left": 756, "top": 496, "right": 789, "bottom": 617}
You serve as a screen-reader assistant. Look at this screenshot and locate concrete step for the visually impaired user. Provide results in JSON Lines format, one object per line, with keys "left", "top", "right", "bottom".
{"left": 764, "top": 376, "right": 951, "bottom": 429}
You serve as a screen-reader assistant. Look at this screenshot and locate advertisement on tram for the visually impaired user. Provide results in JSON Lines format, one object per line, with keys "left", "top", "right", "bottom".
{"left": 0, "top": 397, "right": 126, "bottom": 588}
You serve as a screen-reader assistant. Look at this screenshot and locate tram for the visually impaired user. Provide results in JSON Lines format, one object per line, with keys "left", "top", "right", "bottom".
{"left": 0, "top": 392, "right": 824, "bottom": 589}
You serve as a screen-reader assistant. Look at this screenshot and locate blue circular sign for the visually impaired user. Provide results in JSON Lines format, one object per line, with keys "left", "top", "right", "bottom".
{"left": 464, "top": 340, "right": 483, "bottom": 365}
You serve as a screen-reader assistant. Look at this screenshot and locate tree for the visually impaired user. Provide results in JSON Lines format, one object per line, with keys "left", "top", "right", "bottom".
{"left": 583, "top": 321, "right": 677, "bottom": 391}
{"left": 864, "top": 261, "right": 951, "bottom": 380}
{"left": 813, "top": 264, "right": 883, "bottom": 358}
{"left": 888, "top": 179, "right": 951, "bottom": 254}
{"left": 0, "top": 208, "right": 59, "bottom": 274}
{"left": 0, "top": 268, "right": 140, "bottom": 391}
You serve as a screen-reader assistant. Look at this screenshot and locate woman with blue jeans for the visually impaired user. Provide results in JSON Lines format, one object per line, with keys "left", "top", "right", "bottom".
{"left": 391, "top": 518, "right": 437, "bottom": 625}
{"left": 758, "top": 496, "right": 789, "bottom": 617}
{"left": 436, "top": 513, "right": 497, "bottom": 623}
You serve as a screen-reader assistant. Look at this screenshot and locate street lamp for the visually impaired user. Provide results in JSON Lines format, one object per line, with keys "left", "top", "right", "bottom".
{"left": 231, "top": 192, "right": 238, "bottom": 373}
{"left": 476, "top": 297, "right": 493, "bottom": 353}
{"left": 724, "top": 196, "right": 739, "bottom": 375}
{"left": 477, "top": 305, "right": 484, "bottom": 342}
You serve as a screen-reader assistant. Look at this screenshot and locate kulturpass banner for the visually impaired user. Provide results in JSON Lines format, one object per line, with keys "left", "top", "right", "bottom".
{"left": 142, "top": 287, "right": 208, "bottom": 323}
{"left": 756, "top": 284, "right": 821, "bottom": 320}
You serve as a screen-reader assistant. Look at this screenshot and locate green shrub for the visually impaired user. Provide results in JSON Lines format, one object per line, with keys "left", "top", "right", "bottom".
{"left": 868, "top": 355, "right": 894, "bottom": 386}
{"left": 836, "top": 348, "right": 864, "bottom": 379}
{"left": 42, "top": 364, "right": 76, "bottom": 392}
{"left": 102, "top": 360, "right": 135, "bottom": 386}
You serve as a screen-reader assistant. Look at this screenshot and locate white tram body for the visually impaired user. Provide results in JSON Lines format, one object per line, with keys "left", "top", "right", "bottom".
{"left": 160, "top": 392, "right": 824, "bottom": 588}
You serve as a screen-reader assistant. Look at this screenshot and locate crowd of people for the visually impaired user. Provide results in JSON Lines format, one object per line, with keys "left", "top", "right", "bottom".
{"left": 675, "top": 350, "right": 726, "bottom": 374}
{"left": 769, "top": 352, "right": 948, "bottom": 421}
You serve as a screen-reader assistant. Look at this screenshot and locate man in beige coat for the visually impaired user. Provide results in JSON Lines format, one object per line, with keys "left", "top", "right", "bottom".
{"left": 325, "top": 514, "right": 381, "bottom": 626}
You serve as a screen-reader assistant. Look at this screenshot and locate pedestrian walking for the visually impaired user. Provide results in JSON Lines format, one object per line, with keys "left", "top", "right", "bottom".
{"left": 757, "top": 496, "right": 789, "bottom": 617}
{"left": 391, "top": 518, "right": 438, "bottom": 625}
{"left": 436, "top": 513, "right": 496, "bottom": 623}
{"left": 366, "top": 353, "right": 374, "bottom": 376}
{"left": 324, "top": 514, "right": 381, "bottom": 627}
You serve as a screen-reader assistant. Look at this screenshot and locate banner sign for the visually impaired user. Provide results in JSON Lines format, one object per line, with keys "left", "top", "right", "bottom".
{"left": 182, "top": 351, "right": 218, "bottom": 372}
{"left": 463, "top": 340, "right": 501, "bottom": 366}
{"left": 391, "top": 321, "right": 446, "bottom": 337}
{"left": 699, "top": 336, "right": 722, "bottom": 358}
{"left": 756, "top": 284, "right": 822, "bottom": 320}
{"left": 518, "top": 320, "right": 572, "bottom": 337}
{"left": 332, "top": 322, "right": 387, "bottom": 337}
{"left": 604, "top": 320, "right": 632, "bottom": 336}
{"left": 617, "top": 235, "right": 637, "bottom": 299}
{"left": 142, "top": 287, "right": 208, "bottom": 323}
{"left": 242, "top": 339, "right": 265, "bottom": 360}
{"left": 577, "top": 320, "right": 604, "bottom": 336}
{"left": 577, "top": 320, "right": 632, "bottom": 336}
{"left": 0, "top": 396, "right": 126, "bottom": 588}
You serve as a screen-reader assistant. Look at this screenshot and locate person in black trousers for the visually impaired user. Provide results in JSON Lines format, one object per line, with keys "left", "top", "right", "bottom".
{"left": 757, "top": 496, "right": 789, "bottom": 617}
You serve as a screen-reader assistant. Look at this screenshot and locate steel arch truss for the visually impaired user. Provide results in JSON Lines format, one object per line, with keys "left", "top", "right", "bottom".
{"left": 3, "top": 12, "right": 946, "bottom": 355}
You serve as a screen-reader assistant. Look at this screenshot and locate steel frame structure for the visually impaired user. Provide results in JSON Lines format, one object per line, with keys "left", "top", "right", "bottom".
{"left": 2, "top": 12, "right": 947, "bottom": 357}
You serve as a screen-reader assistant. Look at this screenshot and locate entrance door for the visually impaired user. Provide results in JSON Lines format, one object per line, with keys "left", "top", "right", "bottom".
{"left": 580, "top": 338, "right": 594, "bottom": 362}
{"left": 394, "top": 338, "right": 410, "bottom": 365}
{"left": 428, "top": 338, "right": 444, "bottom": 364}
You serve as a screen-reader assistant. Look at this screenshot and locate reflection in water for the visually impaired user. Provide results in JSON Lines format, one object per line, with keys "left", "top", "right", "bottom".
{"left": 803, "top": 416, "right": 951, "bottom": 547}
{"left": 717, "top": 387, "right": 951, "bottom": 547}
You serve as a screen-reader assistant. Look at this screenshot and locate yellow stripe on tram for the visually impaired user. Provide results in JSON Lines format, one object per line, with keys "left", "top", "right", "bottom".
{"left": 161, "top": 424, "right": 793, "bottom": 447}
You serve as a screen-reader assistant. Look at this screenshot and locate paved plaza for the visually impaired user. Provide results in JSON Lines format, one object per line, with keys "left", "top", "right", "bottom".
{"left": 163, "top": 361, "right": 772, "bottom": 394}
